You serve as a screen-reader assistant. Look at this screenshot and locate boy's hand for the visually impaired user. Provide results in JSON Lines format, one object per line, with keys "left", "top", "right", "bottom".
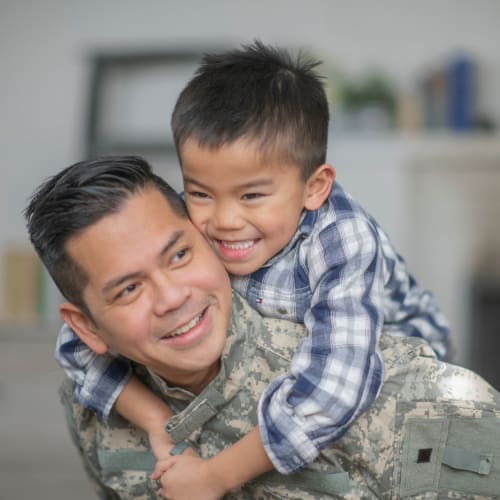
{"left": 148, "top": 430, "right": 201, "bottom": 462}
{"left": 152, "top": 455, "right": 226, "bottom": 500}
{"left": 148, "top": 428, "right": 176, "bottom": 460}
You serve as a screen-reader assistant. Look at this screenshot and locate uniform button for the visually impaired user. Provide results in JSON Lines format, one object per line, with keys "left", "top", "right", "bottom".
{"left": 277, "top": 307, "right": 287, "bottom": 315}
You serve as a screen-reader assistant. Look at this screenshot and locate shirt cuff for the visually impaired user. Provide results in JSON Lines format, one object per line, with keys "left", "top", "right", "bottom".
{"left": 75, "top": 357, "right": 132, "bottom": 419}
{"left": 257, "top": 378, "right": 321, "bottom": 474}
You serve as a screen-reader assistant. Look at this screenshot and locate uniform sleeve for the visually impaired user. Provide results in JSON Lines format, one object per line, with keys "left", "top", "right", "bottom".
{"left": 55, "top": 323, "right": 132, "bottom": 419}
{"left": 257, "top": 216, "right": 385, "bottom": 473}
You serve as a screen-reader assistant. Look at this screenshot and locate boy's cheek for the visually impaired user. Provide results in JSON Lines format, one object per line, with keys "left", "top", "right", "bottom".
{"left": 187, "top": 211, "right": 210, "bottom": 235}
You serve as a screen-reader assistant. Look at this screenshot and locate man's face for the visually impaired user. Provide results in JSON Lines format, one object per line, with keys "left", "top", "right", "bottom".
{"left": 180, "top": 139, "right": 311, "bottom": 276}
{"left": 64, "top": 187, "right": 232, "bottom": 391}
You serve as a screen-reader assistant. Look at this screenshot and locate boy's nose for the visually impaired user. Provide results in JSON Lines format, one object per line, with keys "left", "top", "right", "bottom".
{"left": 212, "top": 202, "right": 244, "bottom": 230}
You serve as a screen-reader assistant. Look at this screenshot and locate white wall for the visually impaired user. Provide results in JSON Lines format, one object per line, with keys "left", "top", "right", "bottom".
{"left": 3, "top": 0, "right": 500, "bottom": 245}
{"left": 330, "top": 135, "right": 500, "bottom": 366}
{"left": 2, "top": 0, "right": 500, "bottom": 352}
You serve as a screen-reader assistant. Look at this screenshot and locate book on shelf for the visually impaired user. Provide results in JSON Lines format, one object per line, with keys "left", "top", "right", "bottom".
{"left": 420, "top": 55, "right": 477, "bottom": 132}
{"left": 2, "top": 247, "right": 43, "bottom": 322}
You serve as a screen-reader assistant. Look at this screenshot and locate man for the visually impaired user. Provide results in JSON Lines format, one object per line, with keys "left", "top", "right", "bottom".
{"left": 25, "top": 156, "right": 500, "bottom": 499}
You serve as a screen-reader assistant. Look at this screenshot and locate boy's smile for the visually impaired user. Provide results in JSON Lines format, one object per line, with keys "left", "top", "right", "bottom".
{"left": 214, "top": 238, "right": 259, "bottom": 261}
{"left": 180, "top": 139, "right": 331, "bottom": 276}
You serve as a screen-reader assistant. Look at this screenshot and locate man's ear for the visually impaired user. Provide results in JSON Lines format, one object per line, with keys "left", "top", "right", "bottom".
{"left": 59, "top": 301, "right": 109, "bottom": 355}
{"left": 304, "top": 164, "right": 336, "bottom": 211}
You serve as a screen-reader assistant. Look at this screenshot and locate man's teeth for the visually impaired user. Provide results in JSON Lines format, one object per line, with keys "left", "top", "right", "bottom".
{"left": 220, "top": 240, "right": 254, "bottom": 250}
{"left": 169, "top": 313, "right": 203, "bottom": 337}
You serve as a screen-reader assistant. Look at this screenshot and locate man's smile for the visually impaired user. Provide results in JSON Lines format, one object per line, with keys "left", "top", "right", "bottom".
{"left": 157, "top": 306, "right": 211, "bottom": 348}
{"left": 165, "top": 309, "right": 205, "bottom": 338}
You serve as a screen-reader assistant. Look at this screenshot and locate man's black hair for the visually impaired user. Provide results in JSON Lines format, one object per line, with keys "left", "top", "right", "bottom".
{"left": 24, "top": 155, "right": 187, "bottom": 318}
{"left": 172, "top": 40, "right": 329, "bottom": 179}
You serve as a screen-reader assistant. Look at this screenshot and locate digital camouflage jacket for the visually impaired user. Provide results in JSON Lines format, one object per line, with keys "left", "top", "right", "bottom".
{"left": 61, "top": 292, "right": 500, "bottom": 499}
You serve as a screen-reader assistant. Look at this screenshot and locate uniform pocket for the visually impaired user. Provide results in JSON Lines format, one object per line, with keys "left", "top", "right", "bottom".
{"left": 398, "top": 405, "right": 500, "bottom": 498}
{"left": 439, "top": 415, "right": 500, "bottom": 496}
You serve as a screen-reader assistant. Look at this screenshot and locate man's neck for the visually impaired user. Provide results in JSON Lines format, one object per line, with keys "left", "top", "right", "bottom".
{"left": 155, "top": 359, "right": 221, "bottom": 395}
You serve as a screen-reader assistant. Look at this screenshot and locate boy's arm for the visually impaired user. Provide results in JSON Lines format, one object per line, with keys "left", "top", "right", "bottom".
{"left": 204, "top": 426, "right": 273, "bottom": 493}
{"left": 153, "top": 426, "right": 273, "bottom": 498}
{"left": 56, "top": 323, "right": 181, "bottom": 460}
{"left": 256, "top": 217, "right": 387, "bottom": 474}
{"left": 55, "top": 323, "right": 132, "bottom": 418}
{"left": 114, "top": 376, "right": 177, "bottom": 459}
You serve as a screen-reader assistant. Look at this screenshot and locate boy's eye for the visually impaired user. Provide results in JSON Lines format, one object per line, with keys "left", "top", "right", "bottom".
{"left": 188, "top": 191, "right": 209, "bottom": 199}
{"left": 242, "top": 193, "right": 264, "bottom": 200}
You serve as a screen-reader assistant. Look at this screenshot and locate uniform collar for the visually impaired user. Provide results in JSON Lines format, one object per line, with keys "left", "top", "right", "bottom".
{"left": 141, "top": 292, "right": 260, "bottom": 441}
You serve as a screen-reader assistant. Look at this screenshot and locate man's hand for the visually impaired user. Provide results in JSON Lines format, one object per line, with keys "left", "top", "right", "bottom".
{"left": 152, "top": 455, "right": 226, "bottom": 500}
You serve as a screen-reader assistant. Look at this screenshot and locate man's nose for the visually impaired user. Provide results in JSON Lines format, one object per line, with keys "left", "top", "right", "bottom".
{"left": 152, "top": 273, "right": 190, "bottom": 316}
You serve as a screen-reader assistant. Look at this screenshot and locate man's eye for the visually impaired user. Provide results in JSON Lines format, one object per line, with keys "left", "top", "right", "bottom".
{"left": 117, "top": 284, "right": 137, "bottom": 299}
{"left": 172, "top": 247, "right": 190, "bottom": 263}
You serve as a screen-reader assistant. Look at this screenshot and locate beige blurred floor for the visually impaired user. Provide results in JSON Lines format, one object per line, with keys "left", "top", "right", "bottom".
{"left": 0, "top": 328, "right": 96, "bottom": 499}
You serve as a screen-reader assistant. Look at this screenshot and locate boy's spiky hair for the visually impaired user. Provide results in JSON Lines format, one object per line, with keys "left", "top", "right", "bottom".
{"left": 172, "top": 40, "right": 329, "bottom": 179}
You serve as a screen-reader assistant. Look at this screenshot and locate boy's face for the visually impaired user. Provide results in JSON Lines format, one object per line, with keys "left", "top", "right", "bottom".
{"left": 61, "top": 187, "right": 232, "bottom": 393}
{"left": 180, "top": 139, "right": 319, "bottom": 276}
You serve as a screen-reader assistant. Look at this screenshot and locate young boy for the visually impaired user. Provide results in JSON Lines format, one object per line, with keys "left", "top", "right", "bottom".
{"left": 55, "top": 41, "right": 450, "bottom": 490}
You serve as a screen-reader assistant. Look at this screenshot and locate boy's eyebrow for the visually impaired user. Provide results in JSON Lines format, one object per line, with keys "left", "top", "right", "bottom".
{"left": 101, "top": 230, "right": 184, "bottom": 294}
{"left": 183, "top": 175, "right": 274, "bottom": 190}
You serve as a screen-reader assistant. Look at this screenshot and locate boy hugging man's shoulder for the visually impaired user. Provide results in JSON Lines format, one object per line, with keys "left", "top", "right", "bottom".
{"left": 54, "top": 39, "right": 451, "bottom": 491}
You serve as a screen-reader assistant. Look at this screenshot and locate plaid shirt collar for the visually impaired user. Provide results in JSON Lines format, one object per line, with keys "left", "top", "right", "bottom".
{"left": 261, "top": 208, "right": 317, "bottom": 269}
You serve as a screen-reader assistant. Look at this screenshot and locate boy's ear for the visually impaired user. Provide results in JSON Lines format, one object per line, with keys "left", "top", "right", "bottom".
{"left": 59, "top": 301, "right": 109, "bottom": 355}
{"left": 304, "top": 164, "right": 336, "bottom": 211}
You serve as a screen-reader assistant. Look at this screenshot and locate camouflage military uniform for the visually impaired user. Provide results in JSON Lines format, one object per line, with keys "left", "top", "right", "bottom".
{"left": 61, "top": 292, "right": 500, "bottom": 499}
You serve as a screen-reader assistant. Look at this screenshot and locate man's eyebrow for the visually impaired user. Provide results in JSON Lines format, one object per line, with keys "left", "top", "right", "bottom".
{"left": 183, "top": 175, "right": 274, "bottom": 190}
{"left": 101, "top": 230, "right": 184, "bottom": 294}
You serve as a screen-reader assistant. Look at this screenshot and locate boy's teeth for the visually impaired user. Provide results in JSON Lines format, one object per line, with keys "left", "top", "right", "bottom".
{"left": 221, "top": 240, "right": 254, "bottom": 250}
{"left": 170, "top": 312, "right": 203, "bottom": 337}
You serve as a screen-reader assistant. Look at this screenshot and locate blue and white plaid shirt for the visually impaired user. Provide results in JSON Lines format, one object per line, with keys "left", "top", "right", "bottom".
{"left": 55, "top": 181, "right": 450, "bottom": 473}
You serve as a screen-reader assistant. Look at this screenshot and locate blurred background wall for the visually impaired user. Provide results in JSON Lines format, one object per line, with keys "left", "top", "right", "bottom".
{"left": 1, "top": 1, "right": 500, "bottom": 497}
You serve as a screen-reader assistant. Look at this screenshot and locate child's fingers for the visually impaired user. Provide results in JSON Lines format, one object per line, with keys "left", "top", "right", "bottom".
{"left": 151, "top": 458, "right": 175, "bottom": 480}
